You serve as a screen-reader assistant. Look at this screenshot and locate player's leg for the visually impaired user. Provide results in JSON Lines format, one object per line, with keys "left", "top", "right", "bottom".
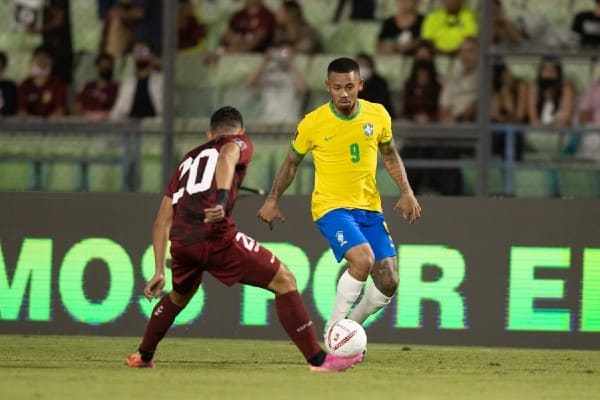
{"left": 347, "top": 211, "right": 398, "bottom": 324}
{"left": 316, "top": 210, "right": 374, "bottom": 333}
{"left": 229, "top": 233, "right": 362, "bottom": 372}
{"left": 126, "top": 243, "right": 204, "bottom": 368}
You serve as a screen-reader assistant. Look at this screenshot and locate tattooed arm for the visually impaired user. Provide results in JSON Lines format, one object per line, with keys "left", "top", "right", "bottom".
{"left": 379, "top": 138, "right": 422, "bottom": 224}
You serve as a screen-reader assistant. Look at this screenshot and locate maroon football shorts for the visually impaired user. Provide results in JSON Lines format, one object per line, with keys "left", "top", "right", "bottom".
{"left": 169, "top": 231, "right": 280, "bottom": 294}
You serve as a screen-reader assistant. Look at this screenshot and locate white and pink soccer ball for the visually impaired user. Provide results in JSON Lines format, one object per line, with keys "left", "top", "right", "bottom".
{"left": 324, "top": 319, "right": 367, "bottom": 357}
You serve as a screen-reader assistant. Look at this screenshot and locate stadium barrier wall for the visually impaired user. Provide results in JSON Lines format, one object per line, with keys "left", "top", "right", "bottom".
{"left": 0, "top": 192, "right": 599, "bottom": 349}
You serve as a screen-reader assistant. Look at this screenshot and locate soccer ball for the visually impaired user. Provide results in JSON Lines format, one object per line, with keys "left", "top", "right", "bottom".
{"left": 324, "top": 319, "right": 367, "bottom": 357}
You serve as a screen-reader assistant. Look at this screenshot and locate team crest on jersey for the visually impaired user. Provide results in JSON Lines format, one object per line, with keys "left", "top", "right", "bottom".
{"left": 363, "top": 123, "right": 374, "bottom": 137}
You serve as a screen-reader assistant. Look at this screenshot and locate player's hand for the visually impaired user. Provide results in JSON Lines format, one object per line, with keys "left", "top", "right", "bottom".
{"left": 257, "top": 198, "right": 286, "bottom": 230}
{"left": 204, "top": 205, "right": 225, "bottom": 223}
{"left": 143, "top": 273, "right": 166, "bottom": 301}
{"left": 393, "top": 192, "right": 422, "bottom": 224}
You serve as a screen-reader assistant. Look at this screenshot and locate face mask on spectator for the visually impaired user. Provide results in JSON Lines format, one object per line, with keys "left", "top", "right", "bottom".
{"left": 135, "top": 60, "right": 151, "bottom": 70}
{"left": 539, "top": 78, "right": 556, "bottom": 91}
{"left": 31, "top": 64, "right": 51, "bottom": 78}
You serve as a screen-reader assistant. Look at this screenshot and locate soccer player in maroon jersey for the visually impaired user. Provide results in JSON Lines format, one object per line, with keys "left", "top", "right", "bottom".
{"left": 126, "top": 106, "right": 363, "bottom": 372}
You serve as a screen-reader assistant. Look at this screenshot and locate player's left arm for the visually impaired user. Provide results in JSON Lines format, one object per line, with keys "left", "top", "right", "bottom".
{"left": 145, "top": 196, "right": 173, "bottom": 300}
{"left": 379, "top": 139, "right": 422, "bottom": 224}
{"left": 204, "top": 142, "right": 241, "bottom": 223}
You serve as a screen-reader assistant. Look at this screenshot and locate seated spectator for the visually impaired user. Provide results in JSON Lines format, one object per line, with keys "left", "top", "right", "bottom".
{"left": 377, "top": 0, "right": 424, "bottom": 55}
{"left": 220, "top": 0, "right": 276, "bottom": 53}
{"left": 273, "top": 1, "right": 321, "bottom": 54}
{"left": 492, "top": 0, "right": 524, "bottom": 45}
{"left": 245, "top": 43, "right": 308, "bottom": 123}
{"left": 27, "top": 0, "right": 74, "bottom": 84}
{"left": 355, "top": 53, "right": 395, "bottom": 117}
{"left": 421, "top": 0, "right": 478, "bottom": 54}
{"left": 100, "top": 0, "right": 144, "bottom": 57}
{"left": 571, "top": 0, "right": 600, "bottom": 47}
{"left": 18, "top": 45, "right": 66, "bottom": 118}
{"left": 491, "top": 60, "right": 528, "bottom": 160}
{"left": 413, "top": 39, "right": 436, "bottom": 61}
{"left": 576, "top": 77, "right": 600, "bottom": 160}
{"left": 439, "top": 37, "right": 478, "bottom": 123}
{"left": 177, "top": 0, "right": 206, "bottom": 51}
{"left": 333, "top": 0, "right": 376, "bottom": 22}
{"left": 0, "top": 51, "right": 18, "bottom": 117}
{"left": 74, "top": 53, "right": 119, "bottom": 120}
{"left": 402, "top": 59, "right": 441, "bottom": 123}
{"left": 110, "top": 40, "right": 163, "bottom": 120}
{"left": 527, "top": 57, "right": 575, "bottom": 128}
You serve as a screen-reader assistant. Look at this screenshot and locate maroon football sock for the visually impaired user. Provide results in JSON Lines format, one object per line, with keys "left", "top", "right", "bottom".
{"left": 275, "top": 290, "right": 323, "bottom": 362}
{"left": 139, "top": 295, "right": 183, "bottom": 354}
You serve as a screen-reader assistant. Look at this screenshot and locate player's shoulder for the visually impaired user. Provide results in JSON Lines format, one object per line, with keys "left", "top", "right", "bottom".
{"left": 360, "top": 99, "right": 390, "bottom": 118}
{"left": 298, "top": 102, "right": 330, "bottom": 131}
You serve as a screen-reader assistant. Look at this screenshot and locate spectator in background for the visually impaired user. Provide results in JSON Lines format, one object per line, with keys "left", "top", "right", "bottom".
{"left": 333, "top": 0, "right": 376, "bottom": 22}
{"left": 97, "top": 0, "right": 115, "bottom": 20}
{"left": 273, "top": 1, "right": 321, "bottom": 54}
{"left": 134, "top": 0, "right": 162, "bottom": 56}
{"left": 377, "top": 0, "right": 424, "bottom": 55}
{"left": 527, "top": 57, "right": 575, "bottom": 128}
{"left": 110, "top": 40, "right": 163, "bottom": 120}
{"left": 18, "top": 46, "right": 66, "bottom": 118}
{"left": 100, "top": 0, "right": 144, "bottom": 58}
{"left": 492, "top": 0, "right": 523, "bottom": 45}
{"left": 220, "top": 0, "right": 276, "bottom": 53}
{"left": 177, "top": 0, "right": 207, "bottom": 51}
{"left": 0, "top": 51, "right": 18, "bottom": 117}
{"left": 490, "top": 60, "right": 528, "bottom": 160}
{"left": 571, "top": 0, "right": 600, "bottom": 47}
{"left": 246, "top": 43, "right": 308, "bottom": 123}
{"left": 421, "top": 0, "right": 478, "bottom": 54}
{"left": 28, "top": 0, "right": 73, "bottom": 84}
{"left": 413, "top": 40, "right": 436, "bottom": 61}
{"left": 355, "top": 53, "right": 395, "bottom": 117}
{"left": 402, "top": 59, "right": 440, "bottom": 123}
{"left": 399, "top": 58, "right": 442, "bottom": 195}
{"left": 576, "top": 77, "right": 600, "bottom": 160}
{"left": 439, "top": 37, "right": 478, "bottom": 123}
{"left": 74, "top": 53, "right": 119, "bottom": 120}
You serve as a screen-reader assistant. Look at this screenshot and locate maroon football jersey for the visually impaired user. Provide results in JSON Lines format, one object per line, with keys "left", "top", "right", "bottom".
{"left": 165, "top": 134, "right": 253, "bottom": 245}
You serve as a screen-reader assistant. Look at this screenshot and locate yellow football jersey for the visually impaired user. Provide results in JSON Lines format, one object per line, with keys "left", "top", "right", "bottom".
{"left": 291, "top": 99, "right": 393, "bottom": 220}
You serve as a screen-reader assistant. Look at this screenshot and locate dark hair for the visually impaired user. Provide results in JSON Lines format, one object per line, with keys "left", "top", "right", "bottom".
{"left": 406, "top": 59, "right": 438, "bottom": 88}
{"left": 327, "top": 57, "right": 360, "bottom": 75}
{"left": 33, "top": 45, "right": 54, "bottom": 60}
{"left": 95, "top": 52, "right": 114, "bottom": 65}
{"left": 210, "top": 106, "right": 244, "bottom": 133}
{"left": 0, "top": 51, "right": 7, "bottom": 68}
{"left": 355, "top": 53, "right": 375, "bottom": 69}
{"left": 492, "top": 60, "right": 507, "bottom": 92}
{"left": 282, "top": 0, "right": 305, "bottom": 23}
{"left": 536, "top": 56, "right": 563, "bottom": 117}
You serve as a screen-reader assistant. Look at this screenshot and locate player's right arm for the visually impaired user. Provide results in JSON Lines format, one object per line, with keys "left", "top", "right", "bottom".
{"left": 257, "top": 148, "right": 304, "bottom": 230}
{"left": 145, "top": 196, "right": 173, "bottom": 300}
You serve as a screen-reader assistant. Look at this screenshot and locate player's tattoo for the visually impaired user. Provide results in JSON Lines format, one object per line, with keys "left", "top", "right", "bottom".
{"left": 379, "top": 140, "right": 412, "bottom": 196}
{"left": 371, "top": 256, "right": 399, "bottom": 297}
{"left": 268, "top": 150, "right": 304, "bottom": 200}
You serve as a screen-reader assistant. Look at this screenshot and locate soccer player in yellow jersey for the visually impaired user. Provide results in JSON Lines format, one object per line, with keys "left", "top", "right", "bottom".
{"left": 258, "top": 57, "right": 421, "bottom": 339}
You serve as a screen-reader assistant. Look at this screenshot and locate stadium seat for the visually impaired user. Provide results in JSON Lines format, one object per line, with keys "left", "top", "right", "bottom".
{"left": 514, "top": 169, "right": 556, "bottom": 198}
{"left": 212, "top": 53, "right": 263, "bottom": 88}
{"left": 374, "top": 55, "right": 405, "bottom": 91}
{"left": 0, "top": 162, "right": 31, "bottom": 191}
{"left": 44, "top": 163, "right": 82, "bottom": 191}
{"left": 175, "top": 86, "right": 221, "bottom": 118}
{"left": 523, "top": 130, "right": 562, "bottom": 160}
{"left": 564, "top": 59, "right": 595, "bottom": 93}
{"left": 176, "top": 52, "right": 214, "bottom": 87}
{"left": 321, "top": 21, "right": 379, "bottom": 54}
{"left": 4, "top": 51, "right": 32, "bottom": 83}
{"left": 557, "top": 169, "right": 600, "bottom": 198}
{"left": 221, "top": 86, "right": 262, "bottom": 120}
{"left": 88, "top": 165, "right": 123, "bottom": 192}
{"left": 305, "top": 54, "right": 344, "bottom": 90}
{"left": 70, "top": 0, "right": 101, "bottom": 53}
{"left": 73, "top": 52, "right": 99, "bottom": 92}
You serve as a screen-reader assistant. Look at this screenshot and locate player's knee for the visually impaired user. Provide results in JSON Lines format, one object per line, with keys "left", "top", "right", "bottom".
{"left": 351, "top": 252, "right": 375, "bottom": 280}
{"left": 373, "top": 273, "right": 398, "bottom": 297}
{"left": 269, "top": 265, "right": 297, "bottom": 294}
{"left": 169, "top": 290, "right": 193, "bottom": 308}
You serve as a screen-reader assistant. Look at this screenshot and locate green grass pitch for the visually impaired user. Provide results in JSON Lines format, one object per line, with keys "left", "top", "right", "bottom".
{"left": 0, "top": 335, "right": 598, "bottom": 400}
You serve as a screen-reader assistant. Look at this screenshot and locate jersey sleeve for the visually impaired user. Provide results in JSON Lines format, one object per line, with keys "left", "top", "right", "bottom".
{"left": 378, "top": 104, "right": 393, "bottom": 146}
{"left": 291, "top": 116, "right": 313, "bottom": 156}
{"left": 228, "top": 135, "right": 253, "bottom": 166}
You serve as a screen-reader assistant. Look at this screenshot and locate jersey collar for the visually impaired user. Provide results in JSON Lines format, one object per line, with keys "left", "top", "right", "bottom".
{"left": 329, "top": 100, "right": 361, "bottom": 121}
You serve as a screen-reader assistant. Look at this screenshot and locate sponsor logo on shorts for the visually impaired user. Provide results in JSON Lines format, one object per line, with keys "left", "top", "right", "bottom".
{"left": 336, "top": 231, "right": 347, "bottom": 247}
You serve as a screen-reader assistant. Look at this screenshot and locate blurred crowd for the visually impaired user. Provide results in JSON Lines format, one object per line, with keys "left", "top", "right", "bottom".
{"left": 1, "top": 0, "right": 600, "bottom": 194}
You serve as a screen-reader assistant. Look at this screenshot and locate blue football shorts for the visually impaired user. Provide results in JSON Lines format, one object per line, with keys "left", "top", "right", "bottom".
{"left": 315, "top": 208, "right": 397, "bottom": 263}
